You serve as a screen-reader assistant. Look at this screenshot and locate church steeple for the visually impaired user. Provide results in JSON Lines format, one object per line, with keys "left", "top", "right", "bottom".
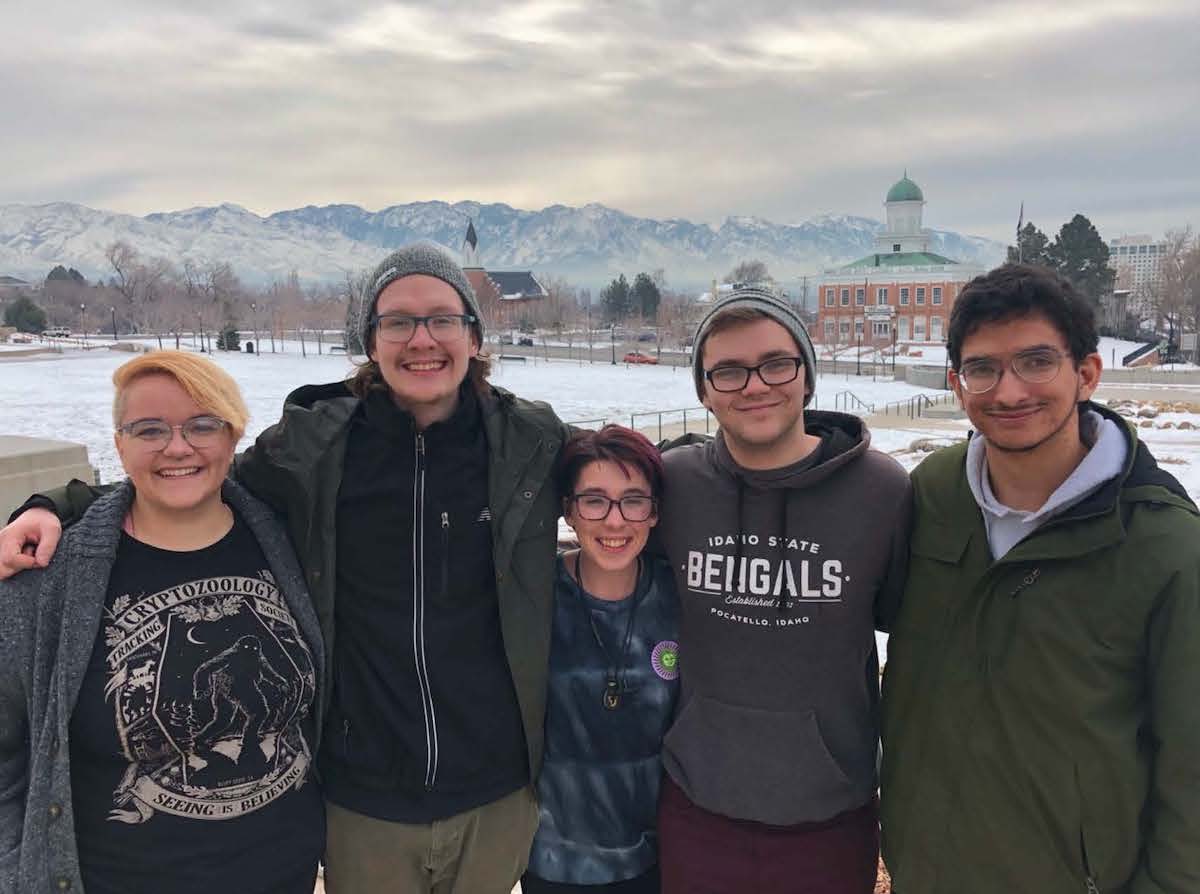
{"left": 462, "top": 220, "right": 481, "bottom": 268}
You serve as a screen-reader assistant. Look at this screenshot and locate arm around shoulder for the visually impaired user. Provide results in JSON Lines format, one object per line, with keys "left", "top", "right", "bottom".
{"left": 0, "top": 578, "right": 35, "bottom": 889}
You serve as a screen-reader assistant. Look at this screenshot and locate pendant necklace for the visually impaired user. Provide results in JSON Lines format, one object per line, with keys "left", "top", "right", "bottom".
{"left": 575, "top": 553, "right": 642, "bottom": 711}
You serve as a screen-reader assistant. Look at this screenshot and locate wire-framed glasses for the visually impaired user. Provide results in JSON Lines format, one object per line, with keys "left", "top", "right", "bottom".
{"left": 956, "top": 348, "right": 1068, "bottom": 394}
{"left": 117, "top": 415, "right": 229, "bottom": 451}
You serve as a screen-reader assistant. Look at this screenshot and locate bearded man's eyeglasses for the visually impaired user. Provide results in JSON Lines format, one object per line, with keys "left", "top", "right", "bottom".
{"left": 956, "top": 348, "right": 1069, "bottom": 394}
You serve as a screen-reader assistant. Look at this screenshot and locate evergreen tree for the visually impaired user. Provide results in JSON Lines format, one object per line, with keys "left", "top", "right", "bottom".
{"left": 4, "top": 295, "right": 48, "bottom": 333}
{"left": 631, "top": 272, "right": 661, "bottom": 319}
{"left": 1006, "top": 223, "right": 1052, "bottom": 267}
{"left": 216, "top": 323, "right": 240, "bottom": 351}
{"left": 1049, "top": 215, "right": 1115, "bottom": 308}
{"left": 45, "top": 265, "right": 86, "bottom": 285}
{"left": 600, "top": 274, "right": 631, "bottom": 322}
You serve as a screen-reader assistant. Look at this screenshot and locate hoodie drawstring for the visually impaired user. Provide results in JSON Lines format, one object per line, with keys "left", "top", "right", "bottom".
{"left": 777, "top": 491, "right": 790, "bottom": 613}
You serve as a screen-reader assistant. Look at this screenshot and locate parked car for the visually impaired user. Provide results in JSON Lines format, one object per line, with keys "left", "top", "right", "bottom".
{"left": 42, "top": 327, "right": 70, "bottom": 338}
{"left": 622, "top": 351, "right": 658, "bottom": 365}
{"left": 499, "top": 333, "right": 515, "bottom": 345}
{"left": 636, "top": 332, "right": 657, "bottom": 342}
{"left": 518, "top": 336, "right": 535, "bottom": 347}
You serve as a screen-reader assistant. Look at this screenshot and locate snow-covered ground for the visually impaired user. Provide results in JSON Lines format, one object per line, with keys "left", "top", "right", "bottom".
{"left": 6, "top": 340, "right": 1200, "bottom": 492}
{"left": 1, "top": 343, "right": 946, "bottom": 483}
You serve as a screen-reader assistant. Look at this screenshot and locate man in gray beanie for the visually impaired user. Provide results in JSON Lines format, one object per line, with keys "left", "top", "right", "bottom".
{"left": 654, "top": 285, "right": 912, "bottom": 893}
{"left": 690, "top": 285, "right": 818, "bottom": 407}
{"left": 0, "top": 241, "right": 570, "bottom": 894}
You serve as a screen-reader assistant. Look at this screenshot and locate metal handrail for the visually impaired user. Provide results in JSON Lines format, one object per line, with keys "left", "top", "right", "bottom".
{"left": 832, "top": 390, "right": 875, "bottom": 413}
{"left": 629, "top": 406, "right": 713, "bottom": 441}
{"left": 566, "top": 416, "right": 610, "bottom": 429}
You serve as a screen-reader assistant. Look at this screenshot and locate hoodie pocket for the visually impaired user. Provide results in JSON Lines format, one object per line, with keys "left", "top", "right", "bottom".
{"left": 663, "top": 695, "right": 854, "bottom": 826}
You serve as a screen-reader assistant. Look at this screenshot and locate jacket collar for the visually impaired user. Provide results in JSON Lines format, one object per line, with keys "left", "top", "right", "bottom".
{"left": 362, "top": 380, "right": 481, "bottom": 444}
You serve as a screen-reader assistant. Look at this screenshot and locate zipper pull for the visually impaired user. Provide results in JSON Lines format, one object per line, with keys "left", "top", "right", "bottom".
{"left": 416, "top": 433, "right": 425, "bottom": 455}
{"left": 441, "top": 511, "right": 449, "bottom": 529}
{"left": 1085, "top": 879, "right": 1099, "bottom": 894}
{"left": 342, "top": 718, "right": 350, "bottom": 752}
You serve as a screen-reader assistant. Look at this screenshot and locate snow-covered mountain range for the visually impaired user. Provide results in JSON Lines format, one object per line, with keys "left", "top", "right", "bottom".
{"left": 0, "top": 200, "right": 1006, "bottom": 289}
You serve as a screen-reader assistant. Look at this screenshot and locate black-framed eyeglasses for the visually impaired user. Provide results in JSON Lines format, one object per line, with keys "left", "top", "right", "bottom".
{"left": 956, "top": 348, "right": 1069, "bottom": 394}
{"left": 570, "top": 493, "right": 657, "bottom": 522}
{"left": 704, "top": 356, "right": 804, "bottom": 393}
{"left": 117, "top": 415, "right": 230, "bottom": 451}
{"left": 370, "top": 313, "right": 477, "bottom": 344}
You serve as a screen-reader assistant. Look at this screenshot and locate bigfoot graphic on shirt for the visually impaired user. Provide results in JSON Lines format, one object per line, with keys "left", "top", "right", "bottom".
{"left": 100, "top": 567, "right": 316, "bottom": 823}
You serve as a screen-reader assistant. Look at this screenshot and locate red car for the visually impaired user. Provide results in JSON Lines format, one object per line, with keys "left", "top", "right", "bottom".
{"left": 623, "top": 351, "right": 658, "bottom": 365}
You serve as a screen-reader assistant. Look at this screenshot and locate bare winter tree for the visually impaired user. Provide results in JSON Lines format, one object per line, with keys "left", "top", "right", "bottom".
{"left": 536, "top": 275, "right": 578, "bottom": 358}
{"left": 656, "top": 289, "right": 695, "bottom": 353}
{"left": 105, "top": 241, "right": 174, "bottom": 345}
{"left": 1152, "top": 228, "right": 1198, "bottom": 353}
{"left": 724, "top": 259, "right": 771, "bottom": 285}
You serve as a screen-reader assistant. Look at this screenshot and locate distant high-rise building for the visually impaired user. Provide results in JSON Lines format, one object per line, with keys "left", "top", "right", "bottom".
{"left": 1108, "top": 234, "right": 1167, "bottom": 294}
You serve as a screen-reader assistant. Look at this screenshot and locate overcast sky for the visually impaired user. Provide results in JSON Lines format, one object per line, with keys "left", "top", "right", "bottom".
{"left": 2, "top": 0, "right": 1196, "bottom": 242}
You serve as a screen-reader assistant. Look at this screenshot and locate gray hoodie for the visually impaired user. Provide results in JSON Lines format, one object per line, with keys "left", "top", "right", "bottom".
{"left": 657, "top": 411, "right": 911, "bottom": 826}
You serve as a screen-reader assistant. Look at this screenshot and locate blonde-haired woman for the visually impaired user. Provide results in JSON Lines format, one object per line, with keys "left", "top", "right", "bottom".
{"left": 0, "top": 351, "right": 325, "bottom": 894}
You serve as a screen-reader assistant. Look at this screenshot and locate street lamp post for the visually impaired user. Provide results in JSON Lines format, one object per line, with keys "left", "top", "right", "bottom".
{"left": 856, "top": 332, "right": 861, "bottom": 376}
{"left": 79, "top": 304, "right": 86, "bottom": 345}
{"left": 110, "top": 306, "right": 117, "bottom": 341}
{"left": 250, "top": 302, "right": 258, "bottom": 355}
{"left": 611, "top": 325, "right": 616, "bottom": 365}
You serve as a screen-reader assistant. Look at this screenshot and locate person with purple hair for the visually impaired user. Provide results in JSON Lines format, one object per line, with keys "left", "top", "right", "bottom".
{"left": 522, "top": 425, "right": 680, "bottom": 894}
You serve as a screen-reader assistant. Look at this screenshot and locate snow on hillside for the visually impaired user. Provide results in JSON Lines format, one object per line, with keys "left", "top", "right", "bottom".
{"left": 0, "top": 199, "right": 1006, "bottom": 289}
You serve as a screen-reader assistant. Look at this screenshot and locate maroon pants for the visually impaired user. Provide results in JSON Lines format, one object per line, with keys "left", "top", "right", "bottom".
{"left": 657, "top": 776, "right": 879, "bottom": 894}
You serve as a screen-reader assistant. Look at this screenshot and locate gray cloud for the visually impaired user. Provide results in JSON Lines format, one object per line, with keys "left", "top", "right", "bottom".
{"left": 0, "top": 0, "right": 1195, "bottom": 245}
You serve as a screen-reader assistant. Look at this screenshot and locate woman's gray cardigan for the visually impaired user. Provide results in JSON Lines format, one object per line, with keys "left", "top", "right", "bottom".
{"left": 0, "top": 481, "right": 325, "bottom": 893}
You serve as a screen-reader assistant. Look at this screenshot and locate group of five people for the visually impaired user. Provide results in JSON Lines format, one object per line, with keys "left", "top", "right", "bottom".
{"left": 1, "top": 244, "right": 1196, "bottom": 893}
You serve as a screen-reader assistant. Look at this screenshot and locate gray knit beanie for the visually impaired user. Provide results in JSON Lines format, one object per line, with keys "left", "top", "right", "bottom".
{"left": 692, "top": 286, "right": 818, "bottom": 406}
{"left": 352, "top": 242, "right": 484, "bottom": 353}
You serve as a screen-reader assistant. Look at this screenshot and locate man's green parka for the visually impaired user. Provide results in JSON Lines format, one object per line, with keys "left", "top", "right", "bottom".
{"left": 881, "top": 404, "right": 1200, "bottom": 893}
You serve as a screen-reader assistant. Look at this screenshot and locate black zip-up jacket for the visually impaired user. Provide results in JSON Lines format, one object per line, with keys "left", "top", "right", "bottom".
{"left": 320, "top": 386, "right": 530, "bottom": 820}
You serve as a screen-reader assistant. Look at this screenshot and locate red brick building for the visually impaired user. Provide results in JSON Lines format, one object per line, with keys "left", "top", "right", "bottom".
{"left": 814, "top": 175, "right": 985, "bottom": 350}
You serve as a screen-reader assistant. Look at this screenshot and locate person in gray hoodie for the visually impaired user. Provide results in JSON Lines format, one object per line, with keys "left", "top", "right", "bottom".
{"left": 654, "top": 287, "right": 911, "bottom": 894}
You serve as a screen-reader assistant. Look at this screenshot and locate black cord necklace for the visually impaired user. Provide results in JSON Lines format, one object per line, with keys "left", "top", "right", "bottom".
{"left": 575, "top": 553, "right": 642, "bottom": 710}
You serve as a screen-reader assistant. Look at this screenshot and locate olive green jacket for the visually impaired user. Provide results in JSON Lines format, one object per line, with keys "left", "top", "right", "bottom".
{"left": 881, "top": 405, "right": 1200, "bottom": 894}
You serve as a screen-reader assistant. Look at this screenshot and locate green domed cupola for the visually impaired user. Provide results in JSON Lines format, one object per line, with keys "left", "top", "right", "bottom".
{"left": 886, "top": 171, "right": 924, "bottom": 203}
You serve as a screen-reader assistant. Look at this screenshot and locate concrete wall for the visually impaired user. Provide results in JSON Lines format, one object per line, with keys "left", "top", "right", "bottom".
{"left": 903, "top": 364, "right": 951, "bottom": 389}
{"left": 1101, "top": 368, "right": 1200, "bottom": 385}
{"left": 0, "top": 436, "right": 96, "bottom": 520}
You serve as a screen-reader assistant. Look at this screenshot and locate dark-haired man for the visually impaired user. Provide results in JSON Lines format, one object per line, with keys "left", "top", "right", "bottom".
{"left": 881, "top": 264, "right": 1200, "bottom": 893}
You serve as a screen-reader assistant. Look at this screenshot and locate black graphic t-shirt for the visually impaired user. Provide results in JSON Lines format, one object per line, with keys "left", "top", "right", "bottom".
{"left": 69, "top": 512, "right": 324, "bottom": 894}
